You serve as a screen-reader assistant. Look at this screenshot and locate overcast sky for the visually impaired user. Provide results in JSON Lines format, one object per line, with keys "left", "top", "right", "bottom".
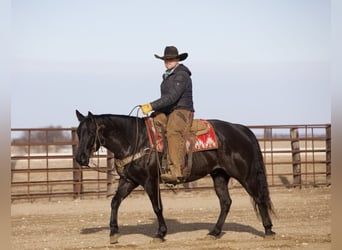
{"left": 11, "top": 0, "right": 331, "bottom": 128}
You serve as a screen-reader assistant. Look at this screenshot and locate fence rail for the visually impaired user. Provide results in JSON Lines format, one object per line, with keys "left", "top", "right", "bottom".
{"left": 11, "top": 124, "right": 331, "bottom": 201}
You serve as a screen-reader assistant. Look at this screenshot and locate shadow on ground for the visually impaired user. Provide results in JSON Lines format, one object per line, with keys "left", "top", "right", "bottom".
{"left": 81, "top": 218, "right": 264, "bottom": 238}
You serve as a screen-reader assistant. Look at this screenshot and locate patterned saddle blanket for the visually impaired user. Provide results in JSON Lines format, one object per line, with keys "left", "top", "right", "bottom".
{"left": 144, "top": 117, "right": 218, "bottom": 153}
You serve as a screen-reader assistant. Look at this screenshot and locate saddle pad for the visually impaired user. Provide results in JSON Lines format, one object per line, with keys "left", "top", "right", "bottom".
{"left": 144, "top": 117, "right": 218, "bottom": 152}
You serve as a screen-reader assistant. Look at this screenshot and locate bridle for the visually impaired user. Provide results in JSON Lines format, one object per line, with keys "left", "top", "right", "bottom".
{"left": 92, "top": 121, "right": 104, "bottom": 153}
{"left": 86, "top": 106, "right": 147, "bottom": 176}
{"left": 84, "top": 120, "right": 109, "bottom": 174}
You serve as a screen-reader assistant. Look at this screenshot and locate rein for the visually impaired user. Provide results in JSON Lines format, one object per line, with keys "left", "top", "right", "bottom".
{"left": 86, "top": 105, "right": 143, "bottom": 177}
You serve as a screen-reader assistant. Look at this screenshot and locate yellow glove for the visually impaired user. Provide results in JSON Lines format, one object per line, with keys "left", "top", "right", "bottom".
{"left": 140, "top": 103, "right": 152, "bottom": 115}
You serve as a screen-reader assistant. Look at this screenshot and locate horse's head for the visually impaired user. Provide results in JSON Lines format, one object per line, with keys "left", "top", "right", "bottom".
{"left": 75, "top": 110, "right": 103, "bottom": 166}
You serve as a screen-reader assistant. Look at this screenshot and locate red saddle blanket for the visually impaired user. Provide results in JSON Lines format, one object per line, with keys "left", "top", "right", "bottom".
{"left": 144, "top": 117, "right": 218, "bottom": 152}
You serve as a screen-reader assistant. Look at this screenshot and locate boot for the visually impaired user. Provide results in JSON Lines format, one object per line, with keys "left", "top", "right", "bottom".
{"left": 161, "top": 164, "right": 182, "bottom": 184}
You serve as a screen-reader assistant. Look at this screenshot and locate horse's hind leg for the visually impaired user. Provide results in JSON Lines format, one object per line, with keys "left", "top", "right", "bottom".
{"left": 257, "top": 199, "right": 275, "bottom": 238}
{"left": 208, "top": 171, "right": 231, "bottom": 237}
{"left": 109, "top": 178, "right": 138, "bottom": 244}
{"left": 244, "top": 181, "right": 275, "bottom": 238}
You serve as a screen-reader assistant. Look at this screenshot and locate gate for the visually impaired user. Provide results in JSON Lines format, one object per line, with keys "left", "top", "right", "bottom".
{"left": 11, "top": 124, "right": 331, "bottom": 201}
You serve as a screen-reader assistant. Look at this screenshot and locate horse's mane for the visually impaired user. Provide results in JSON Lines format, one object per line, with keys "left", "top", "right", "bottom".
{"left": 93, "top": 114, "right": 144, "bottom": 128}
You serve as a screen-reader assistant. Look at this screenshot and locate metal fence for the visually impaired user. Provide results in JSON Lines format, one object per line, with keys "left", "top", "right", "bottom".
{"left": 11, "top": 124, "right": 331, "bottom": 201}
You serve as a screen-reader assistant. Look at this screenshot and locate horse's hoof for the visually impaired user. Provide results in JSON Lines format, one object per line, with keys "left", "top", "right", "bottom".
{"left": 264, "top": 231, "right": 276, "bottom": 240}
{"left": 205, "top": 234, "right": 218, "bottom": 240}
{"left": 109, "top": 234, "right": 120, "bottom": 244}
{"left": 151, "top": 237, "right": 165, "bottom": 243}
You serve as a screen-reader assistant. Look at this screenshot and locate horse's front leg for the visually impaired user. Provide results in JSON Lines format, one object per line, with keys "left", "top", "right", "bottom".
{"left": 109, "top": 178, "right": 138, "bottom": 244}
{"left": 144, "top": 178, "right": 167, "bottom": 242}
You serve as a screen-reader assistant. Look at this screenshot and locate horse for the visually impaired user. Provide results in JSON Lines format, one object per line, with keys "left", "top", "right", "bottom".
{"left": 75, "top": 110, "right": 275, "bottom": 244}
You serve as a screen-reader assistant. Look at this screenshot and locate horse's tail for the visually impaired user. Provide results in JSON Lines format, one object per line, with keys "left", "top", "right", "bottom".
{"left": 250, "top": 130, "right": 275, "bottom": 216}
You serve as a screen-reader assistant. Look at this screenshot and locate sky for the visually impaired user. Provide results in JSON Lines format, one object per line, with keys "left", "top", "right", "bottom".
{"left": 10, "top": 0, "right": 331, "bottom": 128}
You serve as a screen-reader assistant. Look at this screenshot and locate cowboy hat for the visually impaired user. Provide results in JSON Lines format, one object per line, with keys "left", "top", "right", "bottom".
{"left": 154, "top": 46, "right": 188, "bottom": 61}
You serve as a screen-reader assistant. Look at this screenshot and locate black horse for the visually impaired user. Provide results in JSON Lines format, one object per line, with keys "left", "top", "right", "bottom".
{"left": 75, "top": 110, "right": 275, "bottom": 244}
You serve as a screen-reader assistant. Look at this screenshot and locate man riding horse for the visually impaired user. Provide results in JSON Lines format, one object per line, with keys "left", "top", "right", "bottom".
{"left": 140, "top": 46, "right": 194, "bottom": 184}
{"left": 75, "top": 48, "right": 275, "bottom": 241}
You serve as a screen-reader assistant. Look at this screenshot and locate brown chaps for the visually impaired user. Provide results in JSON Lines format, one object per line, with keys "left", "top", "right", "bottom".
{"left": 166, "top": 109, "right": 194, "bottom": 177}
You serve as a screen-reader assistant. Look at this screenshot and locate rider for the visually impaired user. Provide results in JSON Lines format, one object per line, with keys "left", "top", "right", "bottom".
{"left": 140, "top": 46, "right": 194, "bottom": 184}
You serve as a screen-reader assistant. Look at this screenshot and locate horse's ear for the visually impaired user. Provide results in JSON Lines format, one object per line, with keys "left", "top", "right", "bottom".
{"left": 88, "top": 111, "right": 96, "bottom": 122}
{"left": 76, "top": 110, "right": 85, "bottom": 122}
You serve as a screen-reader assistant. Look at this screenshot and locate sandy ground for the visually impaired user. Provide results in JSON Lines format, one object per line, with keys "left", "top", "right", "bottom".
{"left": 11, "top": 187, "right": 331, "bottom": 250}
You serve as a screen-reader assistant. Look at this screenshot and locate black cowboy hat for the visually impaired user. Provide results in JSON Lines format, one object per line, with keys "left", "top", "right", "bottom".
{"left": 154, "top": 46, "right": 188, "bottom": 61}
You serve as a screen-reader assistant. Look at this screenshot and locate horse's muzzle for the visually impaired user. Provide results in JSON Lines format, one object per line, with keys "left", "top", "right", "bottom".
{"left": 76, "top": 152, "right": 89, "bottom": 167}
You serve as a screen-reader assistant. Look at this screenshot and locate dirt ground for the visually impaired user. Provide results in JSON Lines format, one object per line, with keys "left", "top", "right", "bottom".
{"left": 11, "top": 187, "right": 331, "bottom": 250}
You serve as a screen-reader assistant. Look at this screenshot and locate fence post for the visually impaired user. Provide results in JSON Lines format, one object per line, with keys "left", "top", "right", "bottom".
{"left": 290, "top": 128, "right": 301, "bottom": 188}
{"left": 72, "top": 129, "right": 83, "bottom": 199}
{"left": 325, "top": 125, "right": 331, "bottom": 185}
{"left": 107, "top": 151, "right": 115, "bottom": 196}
